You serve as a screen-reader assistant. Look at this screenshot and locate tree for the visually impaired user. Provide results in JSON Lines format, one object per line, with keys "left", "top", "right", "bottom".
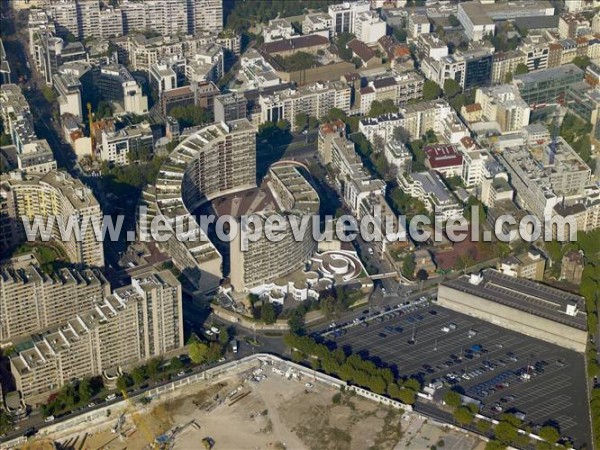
{"left": 453, "top": 406, "right": 474, "bottom": 425}
{"left": 170, "top": 105, "right": 211, "bottom": 129}
{"left": 393, "top": 126, "right": 410, "bottom": 144}
{"left": 131, "top": 366, "right": 147, "bottom": 385}
{"left": 0, "top": 410, "right": 14, "bottom": 435}
{"left": 78, "top": 378, "right": 93, "bottom": 403}
{"left": 494, "top": 421, "right": 518, "bottom": 444}
{"left": 485, "top": 441, "right": 507, "bottom": 450}
{"left": 402, "top": 254, "right": 416, "bottom": 279}
{"left": 294, "top": 112, "right": 308, "bottom": 131}
{"left": 116, "top": 374, "right": 133, "bottom": 392}
{"left": 476, "top": 419, "right": 492, "bottom": 434}
{"left": 443, "top": 390, "right": 462, "bottom": 408}
{"left": 448, "top": 14, "right": 460, "bottom": 27}
{"left": 538, "top": 425, "right": 560, "bottom": 444}
{"left": 393, "top": 27, "right": 407, "bottom": 43}
{"left": 504, "top": 72, "right": 513, "bottom": 83}
{"left": 336, "top": 32, "right": 356, "bottom": 61}
{"left": 219, "top": 327, "right": 230, "bottom": 345}
{"left": 423, "top": 80, "right": 442, "bottom": 100}
{"left": 443, "top": 79, "right": 462, "bottom": 99}
{"left": 189, "top": 342, "right": 209, "bottom": 364}
{"left": 514, "top": 63, "right": 529, "bottom": 75}
{"left": 572, "top": 55, "right": 591, "bottom": 71}
{"left": 261, "top": 303, "right": 277, "bottom": 324}
{"left": 170, "top": 356, "right": 183, "bottom": 372}
{"left": 146, "top": 358, "right": 163, "bottom": 381}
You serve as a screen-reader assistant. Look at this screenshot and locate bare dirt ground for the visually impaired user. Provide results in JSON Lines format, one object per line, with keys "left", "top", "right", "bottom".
{"left": 54, "top": 365, "right": 485, "bottom": 450}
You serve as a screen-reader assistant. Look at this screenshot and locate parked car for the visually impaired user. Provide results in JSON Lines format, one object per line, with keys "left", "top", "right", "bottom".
{"left": 44, "top": 416, "right": 55, "bottom": 423}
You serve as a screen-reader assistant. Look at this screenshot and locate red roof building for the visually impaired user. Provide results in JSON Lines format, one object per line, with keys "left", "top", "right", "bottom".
{"left": 424, "top": 144, "right": 463, "bottom": 177}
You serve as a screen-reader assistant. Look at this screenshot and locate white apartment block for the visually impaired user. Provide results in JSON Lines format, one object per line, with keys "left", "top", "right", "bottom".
{"left": 149, "top": 62, "right": 178, "bottom": 97}
{"left": 499, "top": 137, "right": 592, "bottom": 222}
{"left": 397, "top": 170, "right": 463, "bottom": 221}
{"left": 76, "top": 0, "right": 100, "bottom": 40}
{"left": 53, "top": 72, "right": 82, "bottom": 118}
{"left": 417, "top": 34, "right": 449, "bottom": 60}
{"left": 303, "top": 13, "right": 333, "bottom": 38}
{"left": 185, "top": 43, "right": 224, "bottom": 84}
{"left": 359, "top": 113, "right": 405, "bottom": 143}
{"left": 355, "top": 11, "right": 387, "bottom": 45}
{"left": 0, "top": 257, "right": 108, "bottom": 343}
{"left": 519, "top": 34, "right": 550, "bottom": 72}
{"left": 188, "top": 0, "right": 223, "bottom": 34}
{"left": 408, "top": 14, "right": 431, "bottom": 39}
{"left": 328, "top": 0, "right": 371, "bottom": 36}
{"left": 9, "top": 271, "right": 183, "bottom": 403}
{"left": 262, "top": 19, "right": 297, "bottom": 43}
{"left": 491, "top": 50, "right": 527, "bottom": 85}
{"left": 385, "top": 140, "right": 412, "bottom": 174}
{"left": 258, "top": 82, "right": 351, "bottom": 130}
{"left": 457, "top": 2, "right": 495, "bottom": 41}
{"left": 121, "top": 2, "right": 147, "bottom": 34}
{"left": 475, "top": 85, "right": 530, "bottom": 133}
{"left": 98, "top": 7, "right": 124, "bottom": 39}
{"left": 1, "top": 170, "right": 104, "bottom": 267}
{"left": 47, "top": 0, "right": 79, "bottom": 38}
{"left": 143, "top": 0, "right": 188, "bottom": 36}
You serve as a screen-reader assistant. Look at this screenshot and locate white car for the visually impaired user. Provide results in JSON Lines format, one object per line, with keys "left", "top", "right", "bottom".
{"left": 177, "top": 370, "right": 186, "bottom": 377}
{"left": 441, "top": 326, "right": 450, "bottom": 333}
{"left": 210, "top": 326, "right": 220, "bottom": 334}
{"left": 44, "top": 416, "right": 55, "bottom": 423}
{"left": 105, "top": 394, "right": 116, "bottom": 402}
{"left": 368, "top": 248, "right": 374, "bottom": 255}
{"left": 305, "top": 382, "right": 314, "bottom": 388}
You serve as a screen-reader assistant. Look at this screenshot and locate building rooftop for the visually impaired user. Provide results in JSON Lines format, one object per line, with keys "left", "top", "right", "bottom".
{"left": 442, "top": 269, "right": 586, "bottom": 331}
{"left": 260, "top": 34, "right": 328, "bottom": 55}
{"left": 514, "top": 63, "right": 583, "bottom": 84}
{"left": 459, "top": 1, "right": 494, "bottom": 26}
{"left": 425, "top": 144, "right": 463, "bottom": 169}
{"left": 348, "top": 39, "right": 376, "bottom": 62}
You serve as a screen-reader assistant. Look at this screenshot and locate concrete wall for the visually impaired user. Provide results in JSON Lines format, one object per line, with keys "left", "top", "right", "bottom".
{"left": 437, "top": 285, "right": 587, "bottom": 353}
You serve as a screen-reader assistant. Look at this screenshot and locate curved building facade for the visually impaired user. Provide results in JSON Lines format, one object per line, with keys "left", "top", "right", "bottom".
{"left": 142, "top": 119, "right": 256, "bottom": 293}
{"left": 0, "top": 170, "right": 104, "bottom": 267}
{"left": 230, "top": 163, "right": 320, "bottom": 292}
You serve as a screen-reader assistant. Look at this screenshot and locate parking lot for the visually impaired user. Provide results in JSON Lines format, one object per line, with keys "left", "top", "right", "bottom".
{"left": 319, "top": 301, "right": 591, "bottom": 448}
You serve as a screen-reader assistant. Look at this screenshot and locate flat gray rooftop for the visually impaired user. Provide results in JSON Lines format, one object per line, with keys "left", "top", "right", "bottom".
{"left": 442, "top": 269, "right": 586, "bottom": 331}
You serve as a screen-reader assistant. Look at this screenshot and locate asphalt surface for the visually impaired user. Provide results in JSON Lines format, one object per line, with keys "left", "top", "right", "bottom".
{"left": 317, "top": 301, "right": 591, "bottom": 449}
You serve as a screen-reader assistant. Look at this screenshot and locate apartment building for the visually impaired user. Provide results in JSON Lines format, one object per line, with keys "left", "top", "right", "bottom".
{"left": 408, "top": 14, "right": 431, "bottom": 39}
{"left": 97, "top": 6, "right": 124, "bottom": 39}
{"left": 187, "top": 0, "right": 223, "bottom": 34}
{"left": 185, "top": 44, "right": 224, "bottom": 84}
{"left": 0, "top": 84, "right": 57, "bottom": 174}
{"left": 358, "top": 71, "right": 425, "bottom": 113}
{"left": 93, "top": 63, "right": 149, "bottom": 115}
{"left": 559, "top": 13, "right": 592, "bottom": 38}
{"left": 491, "top": 50, "right": 527, "bottom": 85}
{"left": 498, "top": 248, "right": 546, "bottom": 281}
{"left": 32, "top": 33, "right": 86, "bottom": 85}
{"left": 330, "top": 136, "right": 386, "bottom": 215}
{"left": 519, "top": 34, "right": 550, "bottom": 72}
{"left": 475, "top": 84, "right": 530, "bottom": 133}
{"left": 149, "top": 62, "right": 177, "bottom": 98}
{"left": 359, "top": 113, "right": 405, "bottom": 143}
{"left": 99, "top": 123, "right": 154, "bottom": 165}
{"left": 229, "top": 164, "right": 320, "bottom": 292}
{"left": 328, "top": 0, "right": 371, "bottom": 36}
{"left": 214, "top": 93, "right": 247, "bottom": 123}
{"left": 399, "top": 99, "right": 453, "bottom": 140}
{"left": 317, "top": 119, "right": 346, "bottom": 165}
{"left": 141, "top": 120, "right": 256, "bottom": 293}
{"left": 262, "top": 19, "right": 297, "bottom": 43}
{"left": 354, "top": 11, "right": 387, "bottom": 45}
{"left": 397, "top": 170, "right": 463, "bottom": 221}
{"left": 258, "top": 82, "right": 351, "bottom": 130}
{"left": 53, "top": 73, "right": 82, "bottom": 118}
{"left": 0, "top": 171, "right": 104, "bottom": 267}
{"left": 9, "top": 270, "right": 183, "bottom": 404}
{"left": 499, "top": 137, "right": 592, "bottom": 223}
{"left": 0, "top": 255, "right": 109, "bottom": 343}
{"left": 422, "top": 45, "right": 494, "bottom": 91}
{"left": 303, "top": 13, "right": 333, "bottom": 38}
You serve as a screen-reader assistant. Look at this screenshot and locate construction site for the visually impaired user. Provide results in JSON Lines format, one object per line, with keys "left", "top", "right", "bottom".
{"left": 20, "top": 357, "right": 486, "bottom": 450}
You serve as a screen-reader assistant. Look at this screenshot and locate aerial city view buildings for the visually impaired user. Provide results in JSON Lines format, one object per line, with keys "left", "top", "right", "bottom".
{"left": 0, "top": 0, "right": 600, "bottom": 448}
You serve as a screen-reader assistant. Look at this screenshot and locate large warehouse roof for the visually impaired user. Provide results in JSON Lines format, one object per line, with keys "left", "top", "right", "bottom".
{"left": 442, "top": 269, "right": 586, "bottom": 331}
